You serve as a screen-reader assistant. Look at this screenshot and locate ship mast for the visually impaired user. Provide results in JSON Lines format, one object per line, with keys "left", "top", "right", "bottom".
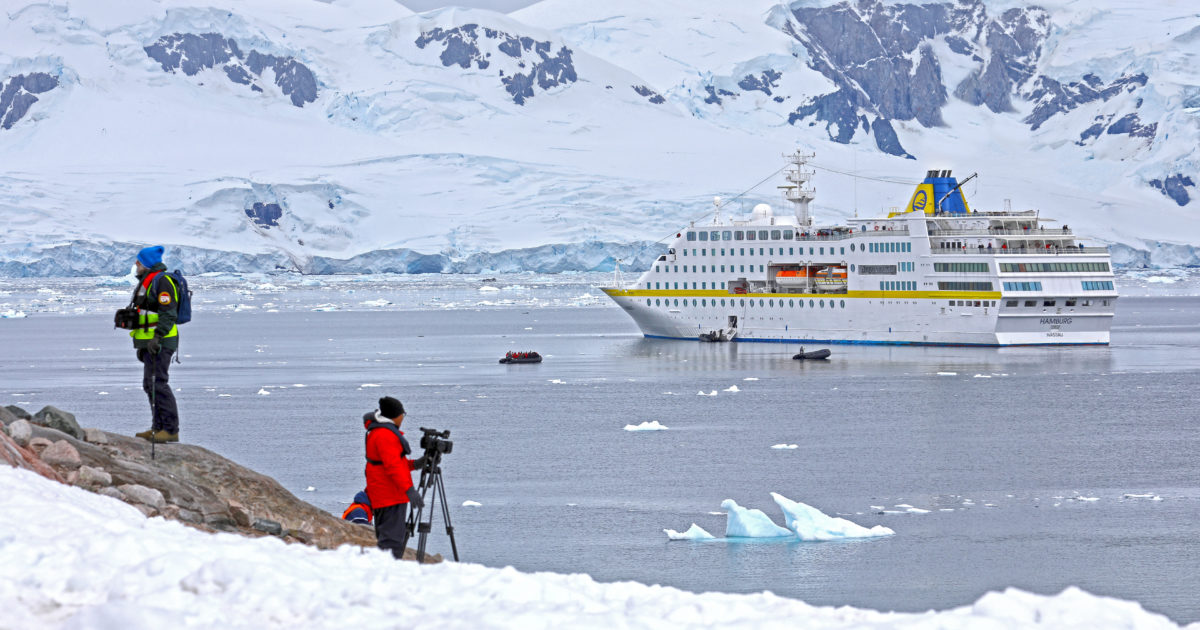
{"left": 781, "top": 150, "right": 815, "bottom": 227}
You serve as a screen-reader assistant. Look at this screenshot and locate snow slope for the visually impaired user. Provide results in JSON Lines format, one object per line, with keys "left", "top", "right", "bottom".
{"left": 1, "top": 465, "right": 1195, "bottom": 629}
{"left": 1, "top": 0, "right": 1198, "bottom": 276}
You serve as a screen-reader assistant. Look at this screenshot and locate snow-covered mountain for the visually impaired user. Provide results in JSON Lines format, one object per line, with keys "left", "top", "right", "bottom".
{"left": 2, "top": 0, "right": 1197, "bottom": 276}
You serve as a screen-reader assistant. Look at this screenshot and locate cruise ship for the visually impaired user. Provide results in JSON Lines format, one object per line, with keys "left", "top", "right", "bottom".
{"left": 600, "top": 151, "right": 1116, "bottom": 346}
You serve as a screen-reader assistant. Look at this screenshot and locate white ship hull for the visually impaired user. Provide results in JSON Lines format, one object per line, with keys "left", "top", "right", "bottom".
{"left": 602, "top": 290, "right": 1111, "bottom": 346}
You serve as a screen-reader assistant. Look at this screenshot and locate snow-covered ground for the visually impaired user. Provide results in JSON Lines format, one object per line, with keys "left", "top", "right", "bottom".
{"left": 1, "top": 465, "right": 1194, "bottom": 629}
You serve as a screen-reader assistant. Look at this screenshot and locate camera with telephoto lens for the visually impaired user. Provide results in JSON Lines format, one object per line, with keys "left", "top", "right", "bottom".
{"left": 419, "top": 427, "right": 453, "bottom": 455}
{"left": 114, "top": 307, "right": 140, "bottom": 330}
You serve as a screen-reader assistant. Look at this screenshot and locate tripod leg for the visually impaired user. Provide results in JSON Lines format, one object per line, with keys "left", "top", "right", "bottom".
{"left": 415, "top": 472, "right": 437, "bottom": 563}
{"left": 435, "top": 473, "right": 459, "bottom": 561}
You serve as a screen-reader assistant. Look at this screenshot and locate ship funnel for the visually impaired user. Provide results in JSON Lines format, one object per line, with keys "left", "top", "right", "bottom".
{"left": 899, "top": 169, "right": 972, "bottom": 216}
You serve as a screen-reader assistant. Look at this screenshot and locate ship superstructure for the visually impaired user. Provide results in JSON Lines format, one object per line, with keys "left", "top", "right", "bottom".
{"left": 601, "top": 152, "right": 1115, "bottom": 346}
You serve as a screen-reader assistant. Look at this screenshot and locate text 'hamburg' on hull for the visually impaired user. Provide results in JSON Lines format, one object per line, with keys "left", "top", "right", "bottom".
{"left": 600, "top": 151, "right": 1115, "bottom": 347}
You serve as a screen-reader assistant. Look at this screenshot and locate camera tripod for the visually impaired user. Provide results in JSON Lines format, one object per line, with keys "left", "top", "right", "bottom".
{"left": 403, "top": 450, "right": 459, "bottom": 562}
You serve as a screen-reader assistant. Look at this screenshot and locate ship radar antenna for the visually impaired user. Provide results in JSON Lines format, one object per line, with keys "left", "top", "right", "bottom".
{"left": 613, "top": 258, "right": 624, "bottom": 290}
{"left": 712, "top": 196, "right": 722, "bottom": 225}
{"left": 780, "top": 149, "right": 815, "bottom": 227}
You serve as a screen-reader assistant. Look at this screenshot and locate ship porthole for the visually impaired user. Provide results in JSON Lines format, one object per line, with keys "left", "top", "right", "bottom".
{"left": 840, "top": 300, "right": 846, "bottom": 308}
{"left": 655, "top": 299, "right": 660, "bottom": 306}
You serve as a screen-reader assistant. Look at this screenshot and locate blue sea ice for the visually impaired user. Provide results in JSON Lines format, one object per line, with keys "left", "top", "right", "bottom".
{"left": 771, "top": 492, "right": 894, "bottom": 540}
{"left": 663, "top": 524, "right": 716, "bottom": 540}
{"left": 719, "top": 499, "right": 793, "bottom": 538}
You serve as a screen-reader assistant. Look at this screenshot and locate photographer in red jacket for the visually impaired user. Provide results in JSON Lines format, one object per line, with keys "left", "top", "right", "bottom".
{"left": 363, "top": 396, "right": 425, "bottom": 559}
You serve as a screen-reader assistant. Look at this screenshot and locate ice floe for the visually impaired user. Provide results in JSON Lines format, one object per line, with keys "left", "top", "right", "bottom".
{"left": 664, "top": 524, "right": 715, "bottom": 541}
{"left": 772, "top": 494, "right": 895, "bottom": 540}
{"left": 256, "top": 388, "right": 270, "bottom": 396}
{"left": 462, "top": 501, "right": 482, "bottom": 507}
{"left": 624, "top": 421, "right": 668, "bottom": 432}
{"left": 770, "top": 444, "right": 799, "bottom": 450}
{"left": 723, "top": 385, "right": 740, "bottom": 392}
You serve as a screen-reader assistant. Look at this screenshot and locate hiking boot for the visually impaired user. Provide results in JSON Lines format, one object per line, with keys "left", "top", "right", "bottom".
{"left": 135, "top": 428, "right": 156, "bottom": 441}
{"left": 149, "top": 430, "right": 179, "bottom": 443}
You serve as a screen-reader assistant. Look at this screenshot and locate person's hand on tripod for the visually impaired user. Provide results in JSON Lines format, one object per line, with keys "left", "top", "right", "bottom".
{"left": 411, "top": 455, "right": 427, "bottom": 471}
{"left": 406, "top": 487, "right": 424, "bottom": 509}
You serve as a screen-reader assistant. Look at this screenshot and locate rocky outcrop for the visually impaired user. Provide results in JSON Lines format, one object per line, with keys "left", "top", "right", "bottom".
{"left": 143, "top": 33, "right": 318, "bottom": 107}
{"left": 30, "top": 405, "right": 84, "bottom": 440}
{"left": 0, "top": 406, "right": 437, "bottom": 562}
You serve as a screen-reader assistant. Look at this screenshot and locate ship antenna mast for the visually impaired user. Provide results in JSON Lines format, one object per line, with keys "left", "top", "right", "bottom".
{"left": 781, "top": 149, "right": 815, "bottom": 227}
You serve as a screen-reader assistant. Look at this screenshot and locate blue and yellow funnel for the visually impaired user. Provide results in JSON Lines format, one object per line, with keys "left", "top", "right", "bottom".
{"left": 898, "top": 169, "right": 972, "bottom": 216}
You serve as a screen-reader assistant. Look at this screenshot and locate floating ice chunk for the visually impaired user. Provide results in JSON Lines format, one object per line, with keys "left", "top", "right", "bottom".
{"left": 697, "top": 390, "right": 718, "bottom": 396}
{"left": 79, "top": 348, "right": 100, "bottom": 351}
{"left": 772, "top": 493, "right": 894, "bottom": 540}
{"left": 719, "top": 499, "right": 793, "bottom": 538}
{"left": 906, "top": 507, "right": 930, "bottom": 514}
{"left": 1123, "top": 493, "right": 1160, "bottom": 500}
{"left": 1, "top": 310, "right": 27, "bottom": 318}
{"left": 936, "top": 372, "right": 957, "bottom": 376}
{"left": 770, "top": 444, "right": 798, "bottom": 450}
{"left": 723, "top": 385, "right": 740, "bottom": 392}
{"left": 624, "top": 421, "right": 668, "bottom": 431}
{"left": 292, "top": 384, "right": 306, "bottom": 388}
{"left": 233, "top": 304, "right": 257, "bottom": 312}
{"left": 1074, "top": 496, "right": 1100, "bottom": 502}
{"left": 98, "top": 392, "right": 108, "bottom": 395}
{"left": 549, "top": 379, "right": 565, "bottom": 384}
{"left": 664, "top": 524, "right": 715, "bottom": 540}
{"left": 973, "top": 374, "right": 991, "bottom": 378}
{"left": 462, "top": 500, "right": 482, "bottom": 507}
{"left": 360, "top": 299, "right": 391, "bottom": 307}
{"left": 479, "top": 286, "right": 500, "bottom": 292}
{"left": 743, "top": 377, "right": 759, "bottom": 381}
{"left": 218, "top": 394, "right": 231, "bottom": 397}
{"left": 360, "top": 383, "right": 381, "bottom": 388}
{"left": 311, "top": 304, "right": 340, "bottom": 312}
{"left": 257, "top": 388, "right": 270, "bottom": 396}
{"left": 305, "top": 486, "right": 315, "bottom": 492}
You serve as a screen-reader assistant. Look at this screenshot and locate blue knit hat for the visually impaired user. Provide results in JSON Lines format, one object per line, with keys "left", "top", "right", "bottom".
{"left": 354, "top": 490, "right": 370, "bottom": 506}
{"left": 136, "top": 245, "right": 164, "bottom": 268}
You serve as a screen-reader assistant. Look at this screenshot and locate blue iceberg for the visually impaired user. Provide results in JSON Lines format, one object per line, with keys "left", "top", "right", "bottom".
{"left": 663, "top": 524, "right": 716, "bottom": 540}
{"left": 719, "top": 499, "right": 794, "bottom": 538}
{"left": 771, "top": 492, "right": 894, "bottom": 540}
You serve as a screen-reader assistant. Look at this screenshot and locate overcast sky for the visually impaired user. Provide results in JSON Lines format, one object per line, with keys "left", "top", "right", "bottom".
{"left": 398, "top": 0, "right": 541, "bottom": 13}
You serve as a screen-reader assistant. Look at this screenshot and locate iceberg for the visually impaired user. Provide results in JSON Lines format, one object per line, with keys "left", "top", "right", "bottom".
{"left": 719, "top": 499, "right": 793, "bottom": 538}
{"left": 664, "top": 524, "right": 715, "bottom": 540}
{"left": 770, "top": 493, "right": 894, "bottom": 541}
{"left": 624, "top": 421, "right": 668, "bottom": 431}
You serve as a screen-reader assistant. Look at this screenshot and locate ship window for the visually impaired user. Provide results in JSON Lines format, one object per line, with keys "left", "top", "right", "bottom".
{"left": 1006, "top": 300, "right": 1018, "bottom": 307}
{"left": 974, "top": 301, "right": 982, "bottom": 307}
{"left": 850, "top": 243, "right": 856, "bottom": 252}
{"left": 769, "top": 248, "right": 773, "bottom": 255}
{"left": 674, "top": 299, "right": 679, "bottom": 306}
{"left": 759, "top": 248, "right": 764, "bottom": 256}
{"left": 686, "top": 232, "right": 696, "bottom": 241}
{"left": 789, "top": 299, "right": 794, "bottom": 307}
{"left": 702, "top": 249, "right": 707, "bottom": 256}
{"left": 1043, "top": 300, "right": 1056, "bottom": 306}
{"left": 699, "top": 232, "right": 708, "bottom": 241}
{"left": 721, "top": 299, "right": 726, "bottom": 306}
{"left": 759, "top": 230, "right": 769, "bottom": 240}
{"left": 819, "top": 247, "right": 824, "bottom": 255}
{"left": 702, "top": 282, "right": 707, "bottom": 289}
{"left": 655, "top": 282, "right": 660, "bottom": 289}
{"left": 840, "top": 300, "right": 845, "bottom": 308}
{"left": 749, "top": 300, "right": 754, "bottom": 308}
{"left": 674, "top": 283, "right": 678, "bottom": 289}
{"left": 769, "top": 299, "right": 774, "bottom": 307}
{"left": 820, "top": 300, "right": 825, "bottom": 308}
{"left": 721, "top": 265, "right": 725, "bottom": 272}
{"left": 746, "top": 231, "right": 756, "bottom": 241}
{"left": 735, "top": 231, "right": 744, "bottom": 240}
{"left": 799, "top": 300, "right": 804, "bottom": 308}
{"left": 841, "top": 247, "right": 845, "bottom": 255}
{"left": 850, "top": 264, "right": 856, "bottom": 272}
{"left": 1066, "top": 299, "right": 1077, "bottom": 306}
{"left": 740, "top": 265, "right": 745, "bottom": 272}
{"left": 783, "top": 230, "right": 793, "bottom": 240}
{"left": 721, "top": 282, "right": 726, "bottom": 289}
{"left": 740, "top": 299, "right": 745, "bottom": 306}
{"left": 771, "top": 230, "right": 781, "bottom": 240}
{"left": 809, "top": 299, "right": 815, "bottom": 307}
{"left": 710, "top": 231, "right": 720, "bottom": 241}
{"left": 645, "top": 283, "right": 650, "bottom": 289}
{"left": 693, "top": 299, "right": 698, "bottom": 306}
{"left": 646, "top": 299, "right": 651, "bottom": 306}
{"left": 701, "top": 266, "right": 706, "bottom": 272}
{"left": 723, "top": 231, "right": 732, "bottom": 240}
{"left": 789, "top": 248, "right": 794, "bottom": 255}
{"left": 869, "top": 243, "right": 875, "bottom": 253}
{"left": 739, "top": 248, "right": 745, "bottom": 256}
{"left": 655, "top": 299, "right": 661, "bottom": 306}
{"left": 880, "top": 282, "right": 884, "bottom": 290}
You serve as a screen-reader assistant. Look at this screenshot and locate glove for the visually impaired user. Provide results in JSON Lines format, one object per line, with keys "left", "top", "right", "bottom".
{"left": 410, "top": 456, "right": 427, "bottom": 471}
{"left": 147, "top": 336, "right": 161, "bottom": 354}
{"left": 406, "top": 487, "right": 424, "bottom": 509}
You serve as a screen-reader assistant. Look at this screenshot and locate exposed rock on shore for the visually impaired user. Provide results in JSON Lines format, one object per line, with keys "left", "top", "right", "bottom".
{"left": 0, "top": 404, "right": 437, "bottom": 562}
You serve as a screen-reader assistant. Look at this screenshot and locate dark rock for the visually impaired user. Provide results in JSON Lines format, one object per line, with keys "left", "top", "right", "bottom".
{"left": 0, "top": 406, "right": 21, "bottom": 427}
{"left": 703, "top": 85, "right": 722, "bottom": 105}
{"left": 32, "top": 405, "right": 84, "bottom": 440}
{"left": 1149, "top": 175, "right": 1195, "bottom": 206}
{"left": 871, "top": 118, "right": 915, "bottom": 159}
{"left": 738, "top": 69, "right": 782, "bottom": 95}
{"left": 1024, "top": 73, "right": 1148, "bottom": 130}
{"left": 1106, "top": 113, "right": 1156, "bottom": 139}
{"left": 5, "top": 405, "right": 31, "bottom": 420}
{"left": 789, "top": 89, "right": 860, "bottom": 143}
{"left": 632, "top": 85, "right": 665, "bottom": 104}
{"left": 1, "top": 72, "right": 60, "bottom": 130}
{"left": 1079, "top": 122, "right": 1105, "bottom": 142}
{"left": 253, "top": 518, "right": 283, "bottom": 536}
{"left": 144, "top": 33, "right": 317, "bottom": 108}
{"left": 245, "top": 202, "right": 284, "bottom": 228}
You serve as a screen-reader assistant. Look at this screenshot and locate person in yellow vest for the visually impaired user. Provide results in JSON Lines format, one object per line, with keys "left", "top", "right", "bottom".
{"left": 128, "top": 246, "right": 181, "bottom": 443}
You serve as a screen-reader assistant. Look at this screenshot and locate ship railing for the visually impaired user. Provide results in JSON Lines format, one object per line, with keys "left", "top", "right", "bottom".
{"left": 930, "top": 228, "right": 1072, "bottom": 237}
{"left": 930, "top": 246, "right": 1109, "bottom": 256}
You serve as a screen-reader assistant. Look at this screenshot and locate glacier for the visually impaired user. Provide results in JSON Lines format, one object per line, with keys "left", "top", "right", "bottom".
{"left": 2, "top": 0, "right": 1199, "bottom": 277}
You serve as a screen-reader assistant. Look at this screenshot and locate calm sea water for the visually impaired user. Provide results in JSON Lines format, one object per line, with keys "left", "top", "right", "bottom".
{"left": 2, "top": 275, "right": 1199, "bottom": 622}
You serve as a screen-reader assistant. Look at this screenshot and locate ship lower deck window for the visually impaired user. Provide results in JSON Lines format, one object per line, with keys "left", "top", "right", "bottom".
{"left": 723, "top": 231, "right": 732, "bottom": 240}
{"left": 1001, "top": 262, "right": 1110, "bottom": 273}
{"left": 699, "top": 232, "right": 708, "bottom": 241}
{"left": 1082, "top": 281, "right": 1114, "bottom": 291}
{"left": 938, "top": 282, "right": 994, "bottom": 291}
{"left": 783, "top": 230, "right": 793, "bottom": 240}
{"left": 687, "top": 232, "right": 696, "bottom": 241}
{"left": 1065, "top": 299, "right": 1077, "bottom": 306}
{"left": 1043, "top": 300, "right": 1056, "bottom": 306}
{"left": 655, "top": 299, "right": 661, "bottom": 306}
{"left": 1006, "top": 300, "right": 1018, "bottom": 307}
{"left": 1024, "top": 300, "right": 1036, "bottom": 307}
{"left": 1003, "top": 282, "right": 1043, "bottom": 291}
{"left": 735, "top": 231, "right": 744, "bottom": 240}
{"left": 936, "top": 262, "right": 989, "bottom": 273}
{"left": 840, "top": 300, "right": 846, "bottom": 308}
{"left": 759, "top": 230, "right": 769, "bottom": 239}
{"left": 771, "top": 230, "right": 781, "bottom": 240}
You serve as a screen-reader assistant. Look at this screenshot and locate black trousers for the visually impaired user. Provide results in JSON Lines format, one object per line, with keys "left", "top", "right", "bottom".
{"left": 139, "top": 348, "right": 179, "bottom": 433}
{"left": 374, "top": 503, "right": 409, "bottom": 560}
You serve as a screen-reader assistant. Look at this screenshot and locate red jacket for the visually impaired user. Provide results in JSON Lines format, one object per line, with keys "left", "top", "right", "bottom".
{"left": 363, "top": 413, "right": 416, "bottom": 508}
